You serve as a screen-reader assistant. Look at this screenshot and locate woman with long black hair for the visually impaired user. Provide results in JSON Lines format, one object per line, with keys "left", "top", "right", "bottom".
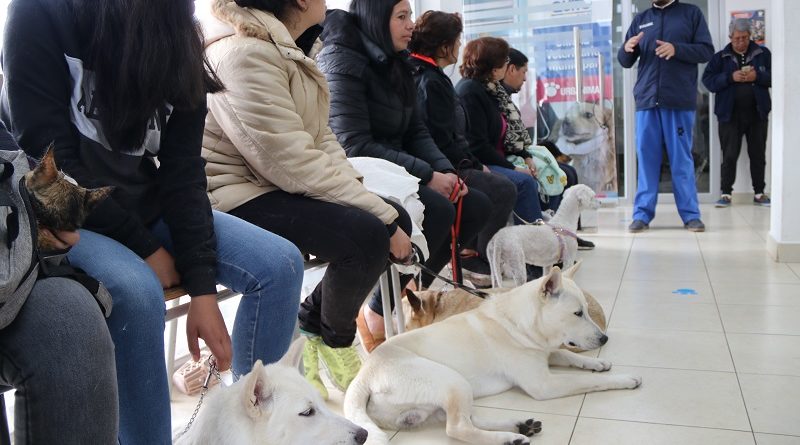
{"left": 1, "top": 0, "right": 304, "bottom": 442}
{"left": 317, "top": 0, "right": 491, "bottom": 351}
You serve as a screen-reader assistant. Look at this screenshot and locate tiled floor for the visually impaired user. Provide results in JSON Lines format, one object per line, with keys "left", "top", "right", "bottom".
{"left": 7, "top": 202, "right": 800, "bottom": 445}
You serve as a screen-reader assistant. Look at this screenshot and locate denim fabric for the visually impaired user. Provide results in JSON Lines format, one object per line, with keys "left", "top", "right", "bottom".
{"left": 0, "top": 278, "right": 118, "bottom": 445}
{"left": 487, "top": 165, "right": 544, "bottom": 224}
{"left": 67, "top": 211, "right": 303, "bottom": 444}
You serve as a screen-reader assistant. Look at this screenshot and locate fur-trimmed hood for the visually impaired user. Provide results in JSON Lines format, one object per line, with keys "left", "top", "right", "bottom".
{"left": 199, "top": 0, "right": 323, "bottom": 56}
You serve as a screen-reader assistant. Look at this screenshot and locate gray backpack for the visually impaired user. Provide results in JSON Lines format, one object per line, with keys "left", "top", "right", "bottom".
{"left": 0, "top": 148, "right": 38, "bottom": 329}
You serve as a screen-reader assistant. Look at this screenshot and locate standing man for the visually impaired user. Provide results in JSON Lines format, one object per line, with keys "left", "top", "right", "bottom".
{"left": 703, "top": 18, "right": 771, "bottom": 208}
{"left": 618, "top": 0, "right": 714, "bottom": 232}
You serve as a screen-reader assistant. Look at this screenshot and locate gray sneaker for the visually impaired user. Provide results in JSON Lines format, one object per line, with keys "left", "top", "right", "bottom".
{"left": 685, "top": 219, "right": 706, "bottom": 232}
{"left": 628, "top": 220, "right": 649, "bottom": 233}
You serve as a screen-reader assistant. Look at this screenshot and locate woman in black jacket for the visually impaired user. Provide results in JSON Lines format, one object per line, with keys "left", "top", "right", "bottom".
{"left": 408, "top": 11, "right": 516, "bottom": 286}
{"left": 317, "top": 0, "right": 491, "bottom": 351}
{"left": 456, "top": 37, "right": 545, "bottom": 225}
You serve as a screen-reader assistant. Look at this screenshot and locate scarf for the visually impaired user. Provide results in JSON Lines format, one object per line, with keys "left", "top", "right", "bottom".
{"left": 485, "top": 80, "right": 532, "bottom": 155}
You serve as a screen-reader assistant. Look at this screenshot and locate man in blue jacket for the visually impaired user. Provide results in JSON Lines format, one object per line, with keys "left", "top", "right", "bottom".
{"left": 703, "top": 18, "right": 772, "bottom": 208}
{"left": 618, "top": 0, "right": 713, "bottom": 232}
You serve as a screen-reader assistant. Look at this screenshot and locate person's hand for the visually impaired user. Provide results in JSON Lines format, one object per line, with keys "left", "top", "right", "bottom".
{"left": 655, "top": 40, "right": 675, "bottom": 60}
{"left": 524, "top": 158, "right": 538, "bottom": 177}
{"left": 482, "top": 165, "right": 491, "bottom": 173}
{"left": 145, "top": 247, "right": 181, "bottom": 289}
{"left": 624, "top": 32, "right": 644, "bottom": 53}
{"left": 39, "top": 229, "right": 81, "bottom": 249}
{"left": 515, "top": 166, "right": 534, "bottom": 177}
{"left": 428, "top": 171, "right": 457, "bottom": 198}
{"left": 388, "top": 228, "right": 412, "bottom": 263}
{"left": 744, "top": 68, "right": 757, "bottom": 82}
{"left": 732, "top": 70, "right": 745, "bottom": 82}
{"left": 186, "top": 295, "right": 232, "bottom": 372}
{"left": 452, "top": 179, "right": 469, "bottom": 200}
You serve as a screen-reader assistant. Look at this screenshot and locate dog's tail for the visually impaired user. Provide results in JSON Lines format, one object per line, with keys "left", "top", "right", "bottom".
{"left": 487, "top": 237, "right": 502, "bottom": 288}
{"left": 344, "top": 373, "right": 389, "bottom": 445}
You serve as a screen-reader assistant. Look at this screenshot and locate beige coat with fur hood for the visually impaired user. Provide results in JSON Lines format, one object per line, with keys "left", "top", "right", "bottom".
{"left": 201, "top": 1, "right": 399, "bottom": 224}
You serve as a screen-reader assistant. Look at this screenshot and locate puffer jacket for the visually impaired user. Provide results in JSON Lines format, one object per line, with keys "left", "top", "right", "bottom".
{"left": 617, "top": 0, "right": 714, "bottom": 110}
{"left": 316, "top": 9, "right": 453, "bottom": 184}
{"left": 702, "top": 41, "right": 771, "bottom": 123}
{"left": 200, "top": 1, "right": 398, "bottom": 225}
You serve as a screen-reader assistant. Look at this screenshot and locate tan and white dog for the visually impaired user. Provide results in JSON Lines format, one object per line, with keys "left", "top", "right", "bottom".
{"left": 551, "top": 101, "right": 617, "bottom": 194}
{"left": 401, "top": 268, "right": 607, "bottom": 354}
{"left": 345, "top": 266, "right": 641, "bottom": 445}
{"left": 174, "top": 339, "right": 368, "bottom": 445}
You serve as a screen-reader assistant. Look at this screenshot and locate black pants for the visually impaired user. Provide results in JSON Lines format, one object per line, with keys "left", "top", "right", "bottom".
{"left": 229, "top": 191, "right": 412, "bottom": 348}
{"left": 719, "top": 113, "right": 768, "bottom": 195}
{"left": 461, "top": 170, "right": 516, "bottom": 257}
{"left": 368, "top": 184, "right": 491, "bottom": 315}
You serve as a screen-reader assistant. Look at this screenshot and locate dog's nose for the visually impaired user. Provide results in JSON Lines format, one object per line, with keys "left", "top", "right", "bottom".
{"left": 354, "top": 428, "right": 368, "bottom": 444}
{"left": 599, "top": 334, "right": 608, "bottom": 345}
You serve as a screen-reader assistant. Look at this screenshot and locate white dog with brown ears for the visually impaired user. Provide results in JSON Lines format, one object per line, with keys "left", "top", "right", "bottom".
{"left": 344, "top": 265, "right": 642, "bottom": 445}
{"left": 487, "top": 184, "right": 600, "bottom": 288}
{"left": 174, "top": 338, "right": 368, "bottom": 445}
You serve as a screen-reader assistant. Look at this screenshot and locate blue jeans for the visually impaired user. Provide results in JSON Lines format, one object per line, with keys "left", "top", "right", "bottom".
{"left": 67, "top": 211, "right": 304, "bottom": 445}
{"left": 488, "top": 165, "right": 543, "bottom": 224}
{"left": 0, "top": 278, "right": 118, "bottom": 445}
{"left": 634, "top": 108, "right": 701, "bottom": 224}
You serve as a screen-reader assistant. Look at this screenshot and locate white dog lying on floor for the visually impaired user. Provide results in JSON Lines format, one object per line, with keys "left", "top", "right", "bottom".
{"left": 487, "top": 184, "right": 601, "bottom": 287}
{"left": 344, "top": 266, "right": 641, "bottom": 445}
{"left": 174, "top": 338, "right": 368, "bottom": 445}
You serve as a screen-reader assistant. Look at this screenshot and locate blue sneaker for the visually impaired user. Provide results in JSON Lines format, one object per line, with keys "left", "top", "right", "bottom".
{"left": 753, "top": 194, "right": 771, "bottom": 206}
{"left": 715, "top": 195, "right": 732, "bottom": 208}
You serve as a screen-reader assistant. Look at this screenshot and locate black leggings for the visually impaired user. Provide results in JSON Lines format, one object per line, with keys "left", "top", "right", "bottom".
{"left": 368, "top": 184, "right": 491, "bottom": 316}
{"left": 461, "top": 170, "right": 516, "bottom": 257}
{"left": 229, "top": 191, "right": 412, "bottom": 348}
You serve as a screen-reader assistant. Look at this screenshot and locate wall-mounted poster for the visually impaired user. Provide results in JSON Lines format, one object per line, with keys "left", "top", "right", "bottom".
{"left": 532, "top": 22, "right": 618, "bottom": 198}
{"left": 731, "top": 9, "right": 766, "bottom": 46}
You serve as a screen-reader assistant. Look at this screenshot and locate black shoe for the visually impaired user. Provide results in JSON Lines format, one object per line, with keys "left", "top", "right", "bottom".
{"left": 628, "top": 220, "right": 649, "bottom": 233}
{"left": 577, "top": 237, "right": 595, "bottom": 250}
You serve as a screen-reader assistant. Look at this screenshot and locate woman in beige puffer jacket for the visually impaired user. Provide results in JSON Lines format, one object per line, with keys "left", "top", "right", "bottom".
{"left": 200, "top": 0, "right": 413, "bottom": 398}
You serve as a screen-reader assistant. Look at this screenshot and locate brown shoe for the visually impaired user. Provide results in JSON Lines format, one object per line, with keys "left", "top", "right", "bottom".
{"left": 356, "top": 306, "right": 385, "bottom": 353}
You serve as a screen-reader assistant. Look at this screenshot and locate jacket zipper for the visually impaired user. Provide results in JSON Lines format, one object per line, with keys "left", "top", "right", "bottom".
{"left": 656, "top": 8, "right": 664, "bottom": 107}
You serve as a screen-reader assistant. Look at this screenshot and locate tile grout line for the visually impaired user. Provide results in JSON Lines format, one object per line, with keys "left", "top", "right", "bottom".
{"left": 698, "top": 217, "right": 758, "bottom": 440}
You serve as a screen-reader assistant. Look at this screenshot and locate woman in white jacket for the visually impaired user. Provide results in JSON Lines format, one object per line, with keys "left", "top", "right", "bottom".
{"left": 200, "top": 0, "right": 412, "bottom": 399}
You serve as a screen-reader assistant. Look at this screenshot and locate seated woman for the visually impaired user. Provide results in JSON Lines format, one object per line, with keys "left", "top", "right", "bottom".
{"left": 317, "top": 0, "right": 491, "bottom": 351}
{"left": 0, "top": 0, "right": 304, "bottom": 442}
{"left": 456, "top": 37, "right": 545, "bottom": 225}
{"left": 407, "top": 11, "right": 517, "bottom": 286}
{"left": 200, "top": 0, "right": 413, "bottom": 397}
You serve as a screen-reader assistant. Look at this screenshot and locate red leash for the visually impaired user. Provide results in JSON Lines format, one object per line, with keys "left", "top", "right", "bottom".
{"left": 449, "top": 178, "right": 465, "bottom": 283}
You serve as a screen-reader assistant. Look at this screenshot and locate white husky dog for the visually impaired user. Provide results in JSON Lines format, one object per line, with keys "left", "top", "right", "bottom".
{"left": 344, "top": 265, "right": 641, "bottom": 445}
{"left": 175, "top": 338, "right": 368, "bottom": 445}
{"left": 487, "top": 184, "right": 601, "bottom": 287}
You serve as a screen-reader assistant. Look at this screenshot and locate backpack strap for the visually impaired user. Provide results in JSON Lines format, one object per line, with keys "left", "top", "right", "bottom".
{"left": 1, "top": 160, "right": 20, "bottom": 247}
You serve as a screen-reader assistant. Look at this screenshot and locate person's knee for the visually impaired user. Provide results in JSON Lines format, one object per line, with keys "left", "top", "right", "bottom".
{"left": 519, "top": 175, "right": 540, "bottom": 195}
{"left": 252, "top": 235, "right": 305, "bottom": 289}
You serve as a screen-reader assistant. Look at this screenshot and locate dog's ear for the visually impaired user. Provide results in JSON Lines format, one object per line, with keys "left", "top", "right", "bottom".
{"left": 406, "top": 290, "right": 423, "bottom": 313}
{"left": 278, "top": 337, "right": 306, "bottom": 370}
{"left": 539, "top": 267, "right": 563, "bottom": 301}
{"left": 243, "top": 360, "right": 273, "bottom": 419}
{"left": 562, "top": 260, "right": 582, "bottom": 279}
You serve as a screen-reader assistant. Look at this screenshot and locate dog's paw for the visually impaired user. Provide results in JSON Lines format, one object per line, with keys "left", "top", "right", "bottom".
{"left": 590, "top": 358, "right": 612, "bottom": 372}
{"left": 503, "top": 439, "right": 530, "bottom": 445}
{"left": 516, "top": 418, "right": 543, "bottom": 436}
{"left": 616, "top": 374, "right": 643, "bottom": 389}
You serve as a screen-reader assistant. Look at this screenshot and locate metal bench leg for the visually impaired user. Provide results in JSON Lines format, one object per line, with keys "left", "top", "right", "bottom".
{"left": 390, "top": 265, "right": 405, "bottom": 335}
{"left": 378, "top": 272, "right": 395, "bottom": 338}
{"left": 166, "top": 298, "right": 180, "bottom": 398}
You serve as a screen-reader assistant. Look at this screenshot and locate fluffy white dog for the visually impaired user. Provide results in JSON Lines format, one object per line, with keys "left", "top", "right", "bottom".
{"left": 174, "top": 338, "right": 368, "bottom": 445}
{"left": 487, "top": 185, "right": 601, "bottom": 287}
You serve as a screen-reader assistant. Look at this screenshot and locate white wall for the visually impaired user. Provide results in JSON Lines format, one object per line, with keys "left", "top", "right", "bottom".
{"left": 767, "top": 0, "right": 800, "bottom": 260}
{"left": 718, "top": 0, "right": 773, "bottom": 197}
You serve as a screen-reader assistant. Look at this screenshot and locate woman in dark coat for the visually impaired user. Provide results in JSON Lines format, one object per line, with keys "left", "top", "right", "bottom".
{"left": 317, "top": 0, "right": 491, "bottom": 351}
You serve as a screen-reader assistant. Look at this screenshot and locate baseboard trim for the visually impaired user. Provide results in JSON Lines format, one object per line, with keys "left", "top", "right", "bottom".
{"left": 767, "top": 234, "right": 800, "bottom": 262}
